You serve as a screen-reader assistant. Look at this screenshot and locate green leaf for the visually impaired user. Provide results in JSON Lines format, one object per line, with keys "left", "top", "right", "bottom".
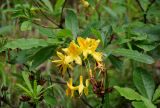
{"left": 40, "top": 85, "right": 55, "bottom": 94}
{"left": 38, "top": 26, "right": 55, "bottom": 38}
{"left": 87, "top": 0, "right": 95, "bottom": 6}
{"left": 114, "top": 86, "right": 141, "bottom": 101}
{"left": 153, "top": 85, "right": 160, "bottom": 101}
{"left": 91, "top": 29, "right": 104, "bottom": 46}
{"left": 132, "top": 101, "right": 146, "bottom": 108}
{"left": 21, "top": 21, "right": 32, "bottom": 31}
{"left": 54, "top": 0, "right": 65, "bottom": 13}
{"left": 133, "top": 67, "right": 155, "bottom": 100}
{"left": 22, "top": 72, "right": 33, "bottom": 93}
{"left": 104, "top": 6, "right": 118, "bottom": 20}
{"left": 114, "top": 86, "right": 156, "bottom": 108}
{"left": 37, "top": 85, "right": 43, "bottom": 94}
{"left": 44, "top": 95, "right": 56, "bottom": 106}
{"left": 141, "top": 96, "right": 156, "bottom": 108}
{"left": 33, "top": 80, "right": 37, "bottom": 95}
{"left": 130, "top": 32, "right": 147, "bottom": 41}
{"left": 108, "top": 55, "right": 123, "bottom": 70}
{"left": 13, "top": 49, "right": 38, "bottom": 64}
{"left": 31, "top": 45, "right": 56, "bottom": 69}
{"left": 136, "top": 44, "right": 159, "bottom": 52}
{"left": 111, "top": 48, "right": 154, "bottom": 64}
{"left": 57, "top": 29, "right": 72, "bottom": 38}
{"left": 65, "top": 9, "right": 79, "bottom": 40}
{"left": 41, "top": 0, "right": 53, "bottom": 12}
{"left": 4, "top": 38, "right": 49, "bottom": 49}
{"left": 16, "top": 84, "right": 32, "bottom": 96}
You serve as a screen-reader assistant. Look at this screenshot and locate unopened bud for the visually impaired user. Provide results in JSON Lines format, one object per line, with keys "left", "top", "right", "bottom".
{"left": 89, "top": 69, "right": 93, "bottom": 78}
{"left": 81, "top": 0, "right": 89, "bottom": 7}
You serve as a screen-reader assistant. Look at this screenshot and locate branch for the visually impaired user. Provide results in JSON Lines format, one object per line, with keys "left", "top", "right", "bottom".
{"left": 32, "top": 0, "right": 59, "bottom": 27}
{"left": 146, "top": 0, "right": 156, "bottom": 13}
{"left": 59, "top": 0, "right": 67, "bottom": 28}
{"left": 100, "top": 96, "right": 105, "bottom": 108}
{"left": 32, "top": 22, "right": 59, "bottom": 29}
{"left": 135, "top": 0, "right": 156, "bottom": 23}
{"left": 135, "top": 0, "right": 145, "bottom": 12}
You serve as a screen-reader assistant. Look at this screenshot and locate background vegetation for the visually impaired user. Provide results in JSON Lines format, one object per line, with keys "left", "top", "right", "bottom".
{"left": 0, "top": 0, "right": 160, "bottom": 108}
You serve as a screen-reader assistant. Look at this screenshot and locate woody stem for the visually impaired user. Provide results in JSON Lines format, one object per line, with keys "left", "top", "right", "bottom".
{"left": 102, "top": 70, "right": 110, "bottom": 108}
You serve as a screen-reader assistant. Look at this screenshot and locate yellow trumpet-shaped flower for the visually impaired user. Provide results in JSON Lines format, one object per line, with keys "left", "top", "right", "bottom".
{"left": 52, "top": 52, "right": 73, "bottom": 76}
{"left": 79, "top": 76, "right": 89, "bottom": 95}
{"left": 78, "top": 75, "right": 85, "bottom": 95}
{"left": 84, "top": 79, "right": 89, "bottom": 95}
{"left": 77, "top": 37, "right": 91, "bottom": 59}
{"left": 66, "top": 75, "right": 89, "bottom": 97}
{"left": 77, "top": 37, "right": 103, "bottom": 61}
{"left": 66, "top": 78, "right": 76, "bottom": 97}
{"left": 63, "top": 41, "right": 82, "bottom": 65}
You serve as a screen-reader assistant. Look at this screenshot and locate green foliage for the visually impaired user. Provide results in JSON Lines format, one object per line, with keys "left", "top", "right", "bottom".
{"left": 114, "top": 86, "right": 156, "bottom": 108}
{"left": 132, "top": 101, "right": 146, "bottom": 108}
{"left": 65, "top": 9, "right": 79, "bottom": 40}
{"left": 0, "top": 25, "right": 13, "bottom": 35}
{"left": 31, "top": 45, "right": 56, "bottom": 69}
{"left": 16, "top": 72, "right": 54, "bottom": 104}
{"left": 114, "top": 86, "right": 141, "bottom": 101}
{"left": 133, "top": 67, "right": 155, "bottom": 100}
{"left": 44, "top": 95, "right": 56, "bottom": 106}
{"left": 0, "top": 0, "right": 160, "bottom": 108}
{"left": 153, "top": 86, "right": 160, "bottom": 102}
{"left": 20, "top": 21, "right": 32, "bottom": 31}
{"left": 110, "top": 48, "right": 154, "bottom": 64}
{"left": 54, "top": 0, "right": 65, "bottom": 14}
{"left": 4, "top": 38, "right": 49, "bottom": 49}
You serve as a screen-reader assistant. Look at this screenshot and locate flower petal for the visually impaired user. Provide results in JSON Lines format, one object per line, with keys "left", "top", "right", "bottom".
{"left": 75, "top": 56, "right": 82, "bottom": 65}
{"left": 57, "top": 52, "right": 64, "bottom": 59}
{"left": 84, "top": 87, "right": 88, "bottom": 95}
{"left": 92, "top": 52, "right": 102, "bottom": 61}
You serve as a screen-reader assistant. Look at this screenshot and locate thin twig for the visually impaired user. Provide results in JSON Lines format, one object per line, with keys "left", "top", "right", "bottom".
{"left": 59, "top": 0, "right": 67, "bottom": 28}
{"left": 100, "top": 96, "right": 105, "bottom": 108}
{"left": 146, "top": 0, "right": 156, "bottom": 13}
{"left": 32, "top": 0, "right": 59, "bottom": 27}
{"left": 66, "top": 68, "right": 71, "bottom": 78}
{"left": 135, "top": 0, "right": 145, "bottom": 12}
{"left": 135, "top": 0, "right": 156, "bottom": 23}
{"left": 32, "top": 22, "right": 59, "bottom": 29}
{"left": 144, "top": 0, "right": 156, "bottom": 23}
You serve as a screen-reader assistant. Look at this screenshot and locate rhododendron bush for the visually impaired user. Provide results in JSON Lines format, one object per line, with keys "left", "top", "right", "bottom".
{"left": 0, "top": 0, "right": 160, "bottom": 108}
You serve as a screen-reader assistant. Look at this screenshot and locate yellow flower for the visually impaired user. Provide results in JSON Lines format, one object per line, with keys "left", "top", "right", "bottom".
{"left": 78, "top": 76, "right": 85, "bottom": 95}
{"left": 52, "top": 52, "right": 73, "bottom": 76}
{"left": 80, "top": 0, "right": 89, "bottom": 7}
{"left": 77, "top": 37, "right": 91, "bottom": 59}
{"left": 84, "top": 79, "right": 89, "bottom": 95}
{"left": 66, "top": 78, "right": 76, "bottom": 97}
{"left": 79, "top": 76, "right": 89, "bottom": 95}
{"left": 63, "top": 41, "right": 82, "bottom": 65}
{"left": 77, "top": 37, "right": 103, "bottom": 61}
{"left": 66, "top": 75, "right": 89, "bottom": 97}
{"left": 92, "top": 52, "right": 102, "bottom": 62}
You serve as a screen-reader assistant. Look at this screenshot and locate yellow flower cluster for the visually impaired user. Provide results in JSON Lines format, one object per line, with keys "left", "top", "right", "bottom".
{"left": 52, "top": 37, "right": 103, "bottom": 97}
{"left": 52, "top": 37, "right": 103, "bottom": 76}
